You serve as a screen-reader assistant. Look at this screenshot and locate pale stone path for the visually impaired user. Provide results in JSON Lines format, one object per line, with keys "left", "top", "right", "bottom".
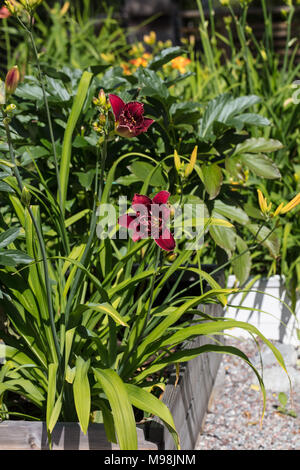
{"left": 195, "top": 338, "right": 300, "bottom": 450}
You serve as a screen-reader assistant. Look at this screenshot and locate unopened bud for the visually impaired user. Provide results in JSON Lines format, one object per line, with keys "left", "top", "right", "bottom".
{"left": 174, "top": 149, "right": 181, "bottom": 172}
{"left": 166, "top": 252, "right": 177, "bottom": 262}
{"left": 245, "top": 25, "right": 252, "bottom": 35}
{"left": 19, "top": 0, "right": 43, "bottom": 12}
{"left": 5, "top": 66, "right": 20, "bottom": 97}
{"left": 5, "top": 103, "right": 16, "bottom": 113}
{"left": 21, "top": 186, "right": 31, "bottom": 207}
{"left": 98, "top": 89, "right": 106, "bottom": 107}
{"left": 4, "top": 0, "right": 22, "bottom": 15}
{"left": 185, "top": 145, "right": 197, "bottom": 178}
{"left": 98, "top": 114, "right": 106, "bottom": 126}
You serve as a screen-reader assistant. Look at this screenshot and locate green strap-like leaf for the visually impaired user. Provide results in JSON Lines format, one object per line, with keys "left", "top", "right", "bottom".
{"left": 59, "top": 71, "right": 93, "bottom": 214}
{"left": 46, "top": 363, "right": 59, "bottom": 434}
{"left": 73, "top": 356, "right": 91, "bottom": 434}
{"left": 93, "top": 368, "right": 138, "bottom": 450}
{"left": 125, "top": 383, "right": 180, "bottom": 449}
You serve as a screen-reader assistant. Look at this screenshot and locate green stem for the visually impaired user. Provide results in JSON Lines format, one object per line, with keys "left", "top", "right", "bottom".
{"left": 145, "top": 246, "right": 161, "bottom": 327}
{"left": 3, "top": 18, "right": 12, "bottom": 68}
{"left": 63, "top": 135, "right": 108, "bottom": 328}
{"left": 196, "top": 0, "right": 220, "bottom": 94}
{"left": 282, "top": 5, "right": 295, "bottom": 82}
{"left": 2, "top": 111, "right": 60, "bottom": 364}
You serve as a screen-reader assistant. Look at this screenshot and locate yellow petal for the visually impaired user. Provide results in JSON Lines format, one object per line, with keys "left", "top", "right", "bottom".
{"left": 273, "top": 202, "right": 284, "bottom": 217}
{"left": 174, "top": 149, "right": 181, "bottom": 172}
{"left": 184, "top": 145, "right": 198, "bottom": 177}
{"left": 257, "top": 189, "right": 267, "bottom": 213}
{"left": 280, "top": 192, "right": 300, "bottom": 214}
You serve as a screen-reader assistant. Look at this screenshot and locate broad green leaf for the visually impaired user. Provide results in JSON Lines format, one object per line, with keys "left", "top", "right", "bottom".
{"left": 48, "top": 394, "right": 63, "bottom": 434}
{"left": 73, "top": 356, "right": 91, "bottom": 434}
{"left": 0, "top": 228, "right": 20, "bottom": 249}
{"left": 240, "top": 153, "right": 281, "bottom": 179}
{"left": 156, "top": 320, "right": 288, "bottom": 381}
{"left": 0, "top": 181, "right": 14, "bottom": 193}
{"left": 148, "top": 47, "right": 187, "bottom": 70}
{"left": 214, "top": 200, "right": 249, "bottom": 225}
{"left": 93, "top": 368, "right": 138, "bottom": 450}
{"left": 228, "top": 113, "right": 270, "bottom": 129}
{"left": 199, "top": 94, "right": 261, "bottom": 138}
{"left": 0, "top": 250, "right": 33, "bottom": 266}
{"left": 248, "top": 224, "right": 281, "bottom": 258}
{"left": 59, "top": 71, "right": 93, "bottom": 214}
{"left": 202, "top": 164, "right": 223, "bottom": 199}
{"left": 177, "top": 266, "right": 228, "bottom": 306}
{"left": 126, "top": 384, "right": 180, "bottom": 450}
{"left": 130, "top": 161, "right": 166, "bottom": 187}
{"left": 233, "top": 138, "right": 283, "bottom": 155}
{"left": 209, "top": 212, "right": 236, "bottom": 256}
{"left": 232, "top": 235, "right": 251, "bottom": 284}
{"left": 134, "top": 289, "right": 238, "bottom": 364}
{"left": 46, "top": 363, "right": 59, "bottom": 433}
{"left": 87, "top": 303, "right": 129, "bottom": 327}
{"left": 0, "top": 378, "right": 44, "bottom": 406}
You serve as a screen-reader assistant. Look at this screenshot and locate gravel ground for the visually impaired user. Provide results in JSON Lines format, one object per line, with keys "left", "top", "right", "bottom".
{"left": 195, "top": 338, "right": 300, "bottom": 450}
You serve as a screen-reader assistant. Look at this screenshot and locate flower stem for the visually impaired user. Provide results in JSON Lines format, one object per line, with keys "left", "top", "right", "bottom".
{"left": 63, "top": 135, "right": 108, "bottom": 329}
{"left": 145, "top": 246, "right": 161, "bottom": 326}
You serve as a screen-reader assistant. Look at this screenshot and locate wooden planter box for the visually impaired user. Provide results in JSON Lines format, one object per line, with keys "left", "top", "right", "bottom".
{"left": 0, "top": 270, "right": 224, "bottom": 450}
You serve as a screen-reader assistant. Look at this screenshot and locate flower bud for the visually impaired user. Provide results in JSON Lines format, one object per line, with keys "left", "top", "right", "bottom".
{"left": 5, "top": 103, "right": 16, "bottom": 113}
{"left": 143, "top": 30, "right": 156, "bottom": 46}
{"left": 4, "top": 0, "right": 21, "bottom": 15}
{"left": 19, "top": 0, "right": 42, "bottom": 12}
{"left": 21, "top": 186, "right": 31, "bottom": 207}
{"left": 185, "top": 145, "right": 197, "bottom": 178}
{"left": 245, "top": 25, "right": 252, "bottom": 35}
{"left": 5, "top": 66, "right": 20, "bottom": 96}
{"left": 174, "top": 149, "right": 181, "bottom": 172}
{"left": 98, "top": 89, "right": 106, "bottom": 107}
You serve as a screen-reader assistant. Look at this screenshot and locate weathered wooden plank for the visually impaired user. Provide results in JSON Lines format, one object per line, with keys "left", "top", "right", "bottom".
{"left": 0, "top": 421, "right": 158, "bottom": 450}
{"left": 160, "top": 303, "right": 224, "bottom": 450}
{"left": 146, "top": 293, "right": 224, "bottom": 451}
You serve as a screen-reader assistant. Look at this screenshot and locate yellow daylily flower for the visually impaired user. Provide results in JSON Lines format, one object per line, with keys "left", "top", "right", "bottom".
{"left": 277, "top": 193, "right": 300, "bottom": 215}
{"left": 185, "top": 145, "right": 198, "bottom": 178}
{"left": 258, "top": 189, "right": 300, "bottom": 218}
{"left": 257, "top": 189, "right": 272, "bottom": 215}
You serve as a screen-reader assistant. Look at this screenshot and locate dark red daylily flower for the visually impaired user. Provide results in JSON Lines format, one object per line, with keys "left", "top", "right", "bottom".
{"left": 108, "top": 94, "right": 154, "bottom": 138}
{"left": 118, "top": 191, "right": 176, "bottom": 251}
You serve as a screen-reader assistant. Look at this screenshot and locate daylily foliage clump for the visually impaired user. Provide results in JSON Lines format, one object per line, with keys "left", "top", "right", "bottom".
{"left": 0, "top": 0, "right": 296, "bottom": 451}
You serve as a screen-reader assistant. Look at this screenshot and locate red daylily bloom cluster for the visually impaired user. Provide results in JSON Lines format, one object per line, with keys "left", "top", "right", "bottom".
{"left": 108, "top": 94, "right": 154, "bottom": 138}
{"left": 118, "top": 191, "right": 176, "bottom": 252}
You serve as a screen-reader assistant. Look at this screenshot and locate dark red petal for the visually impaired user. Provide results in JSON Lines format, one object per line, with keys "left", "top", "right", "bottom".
{"left": 118, "top": 214, "right": 136, "bottom": 228}
{"left": 126, "top": 101, "right": 144, "bottom": 118}
{"left": 108, "top": 94, "right": 125, "bottom": 120}
{"left": 132, "top": 194, "right": 152, "bottom": 207}
{"left": 152, "top": 191, "right": 170, "bottom": 205}
{"left": 141, "top": 118, "right": 154, "bottom": 131}
{"left": 133, "top": 118, "right": 154, "bottom": 137}
{"left": 155, "top": 228, "right": 176, "bottom": 252}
